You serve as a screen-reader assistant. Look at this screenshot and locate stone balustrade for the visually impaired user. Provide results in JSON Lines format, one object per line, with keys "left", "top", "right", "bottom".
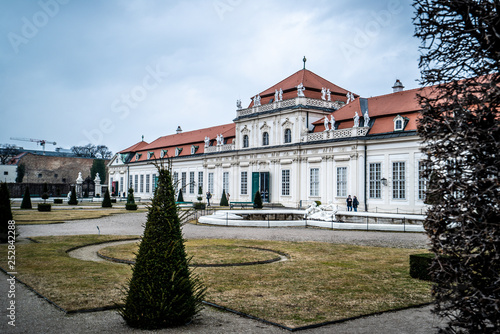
{"left": 236, "top": 97, "right": 345, "bottom": 118}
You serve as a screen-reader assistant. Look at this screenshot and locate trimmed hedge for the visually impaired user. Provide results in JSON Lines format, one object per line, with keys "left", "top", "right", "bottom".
{"left": 409, "top": 253, "right": 434, "bottom": 281}
{"left": 126, "top": 203, "right": 138, "bottom": 211}
{"left": 193, "top": 202, "right": 205, "bottom": 210}
{"left": 53, "top": 199, "right": 63, "bottom": 204}
{"left": 37, "top": 203, "right": 52, "bottom": 212}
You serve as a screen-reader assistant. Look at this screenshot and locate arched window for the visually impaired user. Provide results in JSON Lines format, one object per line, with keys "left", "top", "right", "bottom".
{"left": 284, "top": 128, "right": 291, "bottom": 143}
{"left": 243, "top": 135, "right": 249, "bottom": 148}
{"left": 263, "top": 132, "right": 269, "bottom": 146}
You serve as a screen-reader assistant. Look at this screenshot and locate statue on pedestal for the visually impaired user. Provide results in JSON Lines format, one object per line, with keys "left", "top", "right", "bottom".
{"left": 324, "top": 116, "right": 329, "bottom": 131}
{"left": 364, "top": 111, "right": 370, "bottom": 127}
{"left": 279, "top": 88, "right": 283, "bottom": 101}
{"left": 274, "top": 89, "right": 279, "bottom": 102}
{"left": 327, "top": 88, "right": 331, "bottom": 101}
{"left": 204, "top": 136, "right": 210, "bottom": 148}
{"left": 321, "top": 87, "right": 326, "bottom": 100}
{"left": 236, "top": 99, "right": 242, "bottom": 110}
{"left": 353, "top": 111, "right": 360, "bottom": 128}
{"left": 330, "top": 115, "right": 335, "bottom": 130}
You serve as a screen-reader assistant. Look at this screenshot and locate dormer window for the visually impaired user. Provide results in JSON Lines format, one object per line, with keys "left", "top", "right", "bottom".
{"left": 135, "top": 153, "right": 142, "bottom": 161}
{"left": 175, "top": 147, "right": 182, "bottom": 156}
{"left": 160, "top": 149, "right": 168, "bottom": 158}
{"left": 147, "top": 151, "right": 154, "bottom": 160}
{"left": 393, "top": 115, "right": 405, "bottom": 131}
{"left": 191, "top": 145, "right": 199, "bottom": 154}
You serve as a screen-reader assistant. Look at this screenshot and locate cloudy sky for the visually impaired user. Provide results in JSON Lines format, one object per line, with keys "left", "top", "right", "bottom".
{"left": 0, "top": 0, "right": 421, "bottom": 154}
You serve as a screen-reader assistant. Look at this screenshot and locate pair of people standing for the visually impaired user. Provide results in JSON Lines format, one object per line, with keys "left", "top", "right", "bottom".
{"left": 346, "top": 195, "right": 359, "bottom": 212}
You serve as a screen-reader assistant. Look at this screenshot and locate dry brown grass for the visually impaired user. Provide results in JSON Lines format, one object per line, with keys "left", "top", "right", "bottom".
{"left": 99, "top": 239, "right": 279, "bottom": 265}
{"left": 12, "top": 208, "right": 145, "bottom": 225}
{"left": 0, "top": 236, "right": 432, "bottom": 328}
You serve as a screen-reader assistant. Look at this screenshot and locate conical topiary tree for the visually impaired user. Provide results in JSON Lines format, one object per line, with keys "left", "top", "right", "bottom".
{"left": 68, "top": 186, "right": 78, "bottom": 205}
{"left": 102, "top": 188, "right": 112, "bottom": 208}
{"left": 0, "top": 182, "right": 13, "bottom": 243}
{"left": 126, "top": 188, "right": 137, "bottom": 210}
{"left": 177, "top": 188, "right": 184, "bottom": 203}
{"left": 21, "top": 186, "right": 32, "bottom": 209}
{"left": 253, "top": 190, "right": 263, "bottom": 209}
{"left": 119, "top": 162, "right": 205, "bottom": 329}
{"left": 220, "top": 189, "right": 228, "bottom": 206}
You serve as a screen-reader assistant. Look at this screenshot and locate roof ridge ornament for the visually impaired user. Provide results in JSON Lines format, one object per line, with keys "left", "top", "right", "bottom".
{"left": 303, "top": 56, "right": 306, "bottom": 70}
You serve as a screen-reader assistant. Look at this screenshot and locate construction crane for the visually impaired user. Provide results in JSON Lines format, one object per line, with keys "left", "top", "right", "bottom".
{"left": 10, "top": 137, "right": 57, "bottom": 154}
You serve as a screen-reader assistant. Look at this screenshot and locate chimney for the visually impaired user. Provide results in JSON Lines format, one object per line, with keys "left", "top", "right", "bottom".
{"left": 176, "top": 126, "right": 183, "bottom": 134}
{"left": 392, "top": 79, "right": 404, "bottom": 93}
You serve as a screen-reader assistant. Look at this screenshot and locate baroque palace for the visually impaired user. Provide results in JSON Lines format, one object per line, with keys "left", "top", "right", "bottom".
{"left": 108, "top": 67, "right": 427, "bottom": 213}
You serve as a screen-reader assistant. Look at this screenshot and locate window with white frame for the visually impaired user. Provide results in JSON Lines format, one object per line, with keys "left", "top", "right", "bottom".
{"left": 418, "top": 161, "right": 426, "bottom": 201}
{"left": 173, "top": 172, "right": 179, "bottom": 191}
{"left": 263, "top": 132, "right": 269, "bottom": 146}
{"left": 120, "top": 176, "right": 124, "bottom": 193}
{"left": 243, "top": 135, "right": 249, "bottom": 148}
{"left": 140, "top": 174, "right": 144, "bottom": 193}
{"left": 394, "top": 115, "right": 404, "bottom": 131}
{"left": 208, "top": 173, "right": 214, "bottom": 194}
{"left": 336, "top": 167, "right": 347, "bottom": 197}
{"left": 284, "top": 129, "right": 291, "bottom": 143}
{"left": 146, "top": 174, "right": 150, "bottom": 193}
{"left": 198, "top": 171, "right": 203, "bottom": 193}
{"left": 223, "top": 172, "right": 229, "bottom": 193}
{"left": 129, "top": 175, "right": 133, "bottom": 191}
{"left": 392, "top": 161, "right": 406, "bottom": 199}
{"left": 189, "top": 172, "right": 195, "bottom": 194}
{"left": 181, "top": 172, "right": 186, "bottom": 193}
{"left": 369, "top": 163, "right": 382, "bottom": 199}
{"left": 310, "top": 168, "right": 319, "bottom": 196}
{"left": 282, "top": 169, "right": 290, "bottom": 196}
{"left": 241, "top": 171, "right": 248, "bottom": 195}
{"left": 134, "top": 175, "right": 138, "bottom": 193}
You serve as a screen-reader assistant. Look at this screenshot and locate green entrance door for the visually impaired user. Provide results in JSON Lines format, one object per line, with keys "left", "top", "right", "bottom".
{"left": 251, "top": 172, "right": 270, "bottom": 203}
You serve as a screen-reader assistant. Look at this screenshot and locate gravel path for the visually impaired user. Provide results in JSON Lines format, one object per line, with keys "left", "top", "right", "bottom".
{"left": 1, "top": 212, "right": 446, "bottom": 333}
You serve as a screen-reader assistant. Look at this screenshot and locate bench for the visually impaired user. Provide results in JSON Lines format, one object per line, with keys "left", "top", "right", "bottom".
{"left": 230, "top": 201, "right": 254, "bottom": 209}
{"left": 176, "top": 201, "right": 193, "bottom": 208}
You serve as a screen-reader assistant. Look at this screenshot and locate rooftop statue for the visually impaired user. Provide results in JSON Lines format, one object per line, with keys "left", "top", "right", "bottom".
{"left": 330, "top": 115, "right": 335, "bottom": 130}
{"left": 204, "top": 136, "right": 210, "bottom": 148}
{"left": 236, "top": 99, "right": 242, "bottom": 110}
{"left": 321, "top": 87, "right": 326, "bottom": 100}
{"left": 297, "top": 83, "right": 306, "bottom": 97}
{"left": 278, "top": 88, "right": 283, "bottom": 101}
{"left": 353, "top": 111, "right": 360, "bottom": 128}
{"left": 326, "top": 88, "right": 331, "bottom": 101}
{"left": 364, "top": 111, "right": 370, "bottom": 127}
{"left": 324, "top": 116, "right": 329, "bottom": 131}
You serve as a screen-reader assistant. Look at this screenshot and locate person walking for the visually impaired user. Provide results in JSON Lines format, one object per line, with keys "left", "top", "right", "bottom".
{"left": 206, "top": 191, "right": 212, "bottom": 207}
{"left": 352, "top": 196, "right": 359, "bottom": 212}
{"left": 346, "top": 195, "right": 353, "bottom": 211}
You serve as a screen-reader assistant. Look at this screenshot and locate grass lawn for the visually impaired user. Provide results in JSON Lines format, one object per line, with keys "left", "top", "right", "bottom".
{"left": 0, "top": 235, "right": 432, "bottom": 328}
{"left": 12, "top": 208, "right": 146, "bottom": 225}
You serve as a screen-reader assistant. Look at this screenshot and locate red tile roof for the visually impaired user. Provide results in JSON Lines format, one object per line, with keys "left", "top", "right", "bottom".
{"left": 247, "top": 69, "right": 356, "bottom": 107}
{"left": 128, "top": 123, "right": 236, "bottom": 162}
{"left": 312, "top": 86, "right": 430, "bottom": 135}
{"left": 119, "top": 141, "right": 149, "bottom": 154}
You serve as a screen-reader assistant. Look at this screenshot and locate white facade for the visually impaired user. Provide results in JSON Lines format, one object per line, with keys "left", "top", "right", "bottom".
{"left": 109, "top": 71, "right": 427, "bottom": 214}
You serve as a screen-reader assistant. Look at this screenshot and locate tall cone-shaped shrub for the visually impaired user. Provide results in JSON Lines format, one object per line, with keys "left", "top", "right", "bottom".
{"left": 68, "top": 187, "right": 78, "bottom": 205}
{"left": 220, "top": 189, "right": 228, "bottom": 206}
{"left": 119, "top": 162, "right": 205, "bottom": 329}
{"left": 21, "top": 186, "right": 32, "bottom": 209}
{"left": 101, "top": 188, "right": 112, "bottom": 208}
{"left": 253, "top": 190, "right": 263, "bottom": 208}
